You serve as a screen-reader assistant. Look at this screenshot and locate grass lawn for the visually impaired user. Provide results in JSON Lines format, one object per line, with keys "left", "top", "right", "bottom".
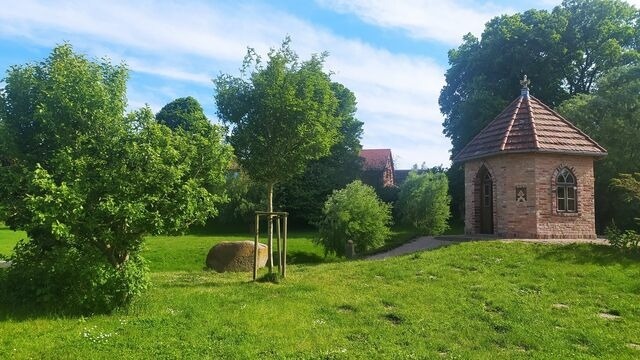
{"left": 1, "top": 225, "right": 640, "bottom": 359}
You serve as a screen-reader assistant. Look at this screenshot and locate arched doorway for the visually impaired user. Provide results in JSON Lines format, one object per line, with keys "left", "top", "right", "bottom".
{"left": 477, "top": 166, "right": 494, "bottom": 234}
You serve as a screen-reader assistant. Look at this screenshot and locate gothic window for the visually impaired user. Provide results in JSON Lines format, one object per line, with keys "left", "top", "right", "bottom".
{"left": 556, "top": 168, "right": 577, "bottom": 212}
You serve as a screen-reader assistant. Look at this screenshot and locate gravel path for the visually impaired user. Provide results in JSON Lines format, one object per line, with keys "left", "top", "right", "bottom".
{"left": 366, "top": 236, "right": 453, "bottom": 260}
{"left": 366, "top": 235, "right": 608, "bottom": 260}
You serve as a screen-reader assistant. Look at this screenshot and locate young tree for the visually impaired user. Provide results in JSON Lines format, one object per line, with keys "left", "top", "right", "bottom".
{"left": 214, "top": 38, "right": 342, "bottom": 265}
{"left": 276, "top": 82, "right": 363, "bottom": 225}
{"left": 0, "top": 44, "right": 232, "bottom": 312}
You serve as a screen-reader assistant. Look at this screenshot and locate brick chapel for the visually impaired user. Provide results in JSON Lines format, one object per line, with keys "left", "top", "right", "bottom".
{"left": 454, "top": 77, "right": 607, "bottom": 239}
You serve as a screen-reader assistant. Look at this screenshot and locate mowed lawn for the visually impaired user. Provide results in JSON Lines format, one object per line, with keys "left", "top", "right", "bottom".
{"left": 1, "top": 225, "right": 640, "bottom": 359}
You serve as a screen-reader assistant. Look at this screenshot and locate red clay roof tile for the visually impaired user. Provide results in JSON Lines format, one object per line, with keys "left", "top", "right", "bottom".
{"left": 454, "top": 94, "right": 607, "bottom": 162}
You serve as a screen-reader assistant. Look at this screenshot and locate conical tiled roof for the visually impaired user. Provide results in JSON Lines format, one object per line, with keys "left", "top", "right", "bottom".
{"left": 454, "top": 89, "right": 607, "bottom": 162}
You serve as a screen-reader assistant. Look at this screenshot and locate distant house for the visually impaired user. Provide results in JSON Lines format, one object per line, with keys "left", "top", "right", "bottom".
{"left": 360, "top": 149, "right": 395, "bottom": 189}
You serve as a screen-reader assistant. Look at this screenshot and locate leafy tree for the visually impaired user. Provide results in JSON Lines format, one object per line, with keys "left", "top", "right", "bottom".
{"left": 276, "top": 82, "right": 363, "bottom": 225}
{"left": 315, "top": 180, "right": 392, "bottom": 256}
{"left": 606, "top": 172, "right": 640, "bottom": 252}
{"left": 440, "top": 0, "right": 640, "bottom": 224}
{"left": 397, "top": 171, "right": 451, "bottom": 235}
{"left": 214, "top": 38, "right": 342, "bottom": 263}
{"left": 156, "top": 96, "right": 211, "bottom": 134}
{"left": 0, "top": 44, "right": 232, "bottom": 313}
{"left": 558, "top": 64, "right": 640, "bottom": 230}
{"left": 612, "top": 173, "right": 640, "bottom": 203}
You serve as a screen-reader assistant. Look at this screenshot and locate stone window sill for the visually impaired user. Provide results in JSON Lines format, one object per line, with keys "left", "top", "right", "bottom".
{"left": 554, "top": 211, "right": 580, "bottom": 217}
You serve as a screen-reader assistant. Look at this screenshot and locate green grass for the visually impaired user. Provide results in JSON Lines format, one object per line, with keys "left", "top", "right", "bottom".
{"left": 1, "top": 226, "right": 640, "bottom": 359}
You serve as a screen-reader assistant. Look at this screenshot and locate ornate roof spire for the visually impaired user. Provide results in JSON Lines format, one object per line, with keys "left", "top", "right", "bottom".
{"left": 520, "top": 75, "right": 530, "bottom": 97}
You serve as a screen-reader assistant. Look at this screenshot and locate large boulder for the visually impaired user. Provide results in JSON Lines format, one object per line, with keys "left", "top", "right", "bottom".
{"left": 206, "top": 241, "right": 268, "bottom": 273}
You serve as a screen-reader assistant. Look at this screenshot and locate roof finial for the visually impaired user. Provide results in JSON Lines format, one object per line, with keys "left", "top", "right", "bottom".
{"left": 520, "top": 75, "right": 530, "bottom": 97}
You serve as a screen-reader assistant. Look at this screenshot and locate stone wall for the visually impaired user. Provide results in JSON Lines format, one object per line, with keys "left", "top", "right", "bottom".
{"left": 464, "top": 153, "right": 597, "bottom": 239}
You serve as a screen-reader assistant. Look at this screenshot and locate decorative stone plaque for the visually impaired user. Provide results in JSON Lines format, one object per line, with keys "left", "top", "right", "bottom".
{"left": 516, "top": 186, "right": 527, "bottom": 202}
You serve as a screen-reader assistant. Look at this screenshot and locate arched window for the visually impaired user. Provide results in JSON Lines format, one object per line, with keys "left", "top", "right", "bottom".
{"left": 557, "top": 168, "right": 577, "bottom": 212}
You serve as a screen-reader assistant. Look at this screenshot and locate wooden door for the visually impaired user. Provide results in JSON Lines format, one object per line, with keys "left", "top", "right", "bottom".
{"left": 480, "top": 172, "right": 494, "bottom": 234}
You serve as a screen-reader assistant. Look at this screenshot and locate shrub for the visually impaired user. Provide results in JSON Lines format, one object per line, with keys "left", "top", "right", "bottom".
{"left": 5, "top": 240, "right": 149, "bottom": 314}
{"left": 315, "top": 180, "right": 392, "bottom": 256}
{"left": 397, "top": 171, "right": 451, "bottom": 235}
{"left": 0, "top": 45, "right": 230, "bottom": 313}
{"left": 606, "top": 225, "right": 640, "bottom": 253}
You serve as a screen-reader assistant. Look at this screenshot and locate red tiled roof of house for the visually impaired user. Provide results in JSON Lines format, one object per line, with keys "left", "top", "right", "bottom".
{"left": 360, "top": 149, "right": 393, "bottom": 171}
{"left": 454, "top": 91, "right": 607, "bottom": 162}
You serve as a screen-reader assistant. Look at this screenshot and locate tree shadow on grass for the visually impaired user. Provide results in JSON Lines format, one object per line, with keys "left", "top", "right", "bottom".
{"left": 284, "top": 251, "right": 333, "bottom": 265}
{"left": 0, "top": 293, "right": 88, "bottom": 321}
{"left": 536, "top": 243, "right": 640, "bottom": 267}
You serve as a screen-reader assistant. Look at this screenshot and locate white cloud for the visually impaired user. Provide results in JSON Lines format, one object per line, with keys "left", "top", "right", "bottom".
{"left": 316, "top": 0, "right": 515, "bottom": 45}
{"left": 0, "top": 0, "right": 453, "bottom": 168}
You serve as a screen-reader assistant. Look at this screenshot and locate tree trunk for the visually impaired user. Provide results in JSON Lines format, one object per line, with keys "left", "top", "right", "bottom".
{"left": 267, "top": 182, "right": 274, "bottom": 273}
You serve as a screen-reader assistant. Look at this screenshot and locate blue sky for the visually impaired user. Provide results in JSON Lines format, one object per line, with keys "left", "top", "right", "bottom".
{"left": 3, "top": 0, "right": 636, "bottom": 168}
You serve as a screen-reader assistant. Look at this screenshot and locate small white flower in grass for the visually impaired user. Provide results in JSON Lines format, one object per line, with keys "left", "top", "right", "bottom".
{"left": 313, "top": 319, "right": 326, "bottom": 326}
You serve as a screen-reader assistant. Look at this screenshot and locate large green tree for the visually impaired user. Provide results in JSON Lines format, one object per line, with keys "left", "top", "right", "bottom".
{"left": 0, "top": 45, "right": 232, "bottom": 312}
{"left": 557, "top": 64, "right": 640, "bottom": 230}
{"left": 213, "top": 39, "right": 342, "bottom": 263}
{"left": 275, "top": 82, "right": 363, "bottom": 225}
{"left": 440, "top": 0, "right": 640, "bottom": 222}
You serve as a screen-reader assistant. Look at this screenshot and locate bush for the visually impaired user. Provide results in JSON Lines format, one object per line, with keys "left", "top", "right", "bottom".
{"left": 315, "top": 180, "right": 392, "bottom": 256}
{"left": 397, "top": 171, "right": 451, "bottom": 235}
{"left": 0, "top": 45, "right": 230, "bottom": 313}
{"left": 606, "top": 225, "right": 640, "bottom": 253}
{"left": 4, "top": 240, "right": 148, "bottom": 314}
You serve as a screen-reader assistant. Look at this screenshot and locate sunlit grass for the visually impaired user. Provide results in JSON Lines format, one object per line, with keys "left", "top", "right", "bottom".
{"left": 1, "top": 225, "right": 640, "bottom": 358}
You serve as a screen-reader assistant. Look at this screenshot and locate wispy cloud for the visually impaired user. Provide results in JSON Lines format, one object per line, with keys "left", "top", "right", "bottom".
{"left": 0, "top": 0, "right": 452, "bottom": 167}
{"left": 316, "top": 0, "right": 515, "bottom": 45}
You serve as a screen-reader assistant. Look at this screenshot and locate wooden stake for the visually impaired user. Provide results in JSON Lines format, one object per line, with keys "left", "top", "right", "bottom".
{"left": 283, "top": 215, "right": 288, "bottom": 278}
{"left": 276, "top": 215, "right": 281, "bottom": 274}
{"left": 253, "top": 213, "right": 259, "bottom": 281}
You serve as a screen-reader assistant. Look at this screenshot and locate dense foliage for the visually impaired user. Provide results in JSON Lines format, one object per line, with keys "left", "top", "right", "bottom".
{"left": 214, "top": 38, "right": 342, "bottom": 216}
{"left": 440, "top": 0, "right": 640, "bottom": 223}
{"left": 316, "top": 181, "right": 392, "bottom": 256}
{"left": 558, "top": 65, "right": 640, "bottom": 230}
{"left": 605, "top": 172, "right": 640, "bottom": 252}
{"left": 156, "top": 96, "right": 211, "bottom": 134}
{"left": 397, "top": 171, "right": 451, "bottom": 235}
{"left": 0, "top": 45, "right": 232, "bottom": 313}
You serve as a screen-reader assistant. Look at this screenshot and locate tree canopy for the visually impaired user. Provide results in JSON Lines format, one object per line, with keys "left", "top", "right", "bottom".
{"left": 213, "top": 38, "right": 342, "bottom": 214}
{"left": 441, "top": 0, "right": 639, "bottom": 157}
{"left": 0, "top": 44, "right": 232, "bottom": 312}
{"left": 156, "top": 96, "right": 211, "bottom": 134}
{"left": 557, "top": 64, "right": 640, "bottom": 230}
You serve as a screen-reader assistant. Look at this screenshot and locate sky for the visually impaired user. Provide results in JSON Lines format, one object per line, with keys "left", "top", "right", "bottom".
{"left": 1, "top": 0, "right": 638, "bottom": 169}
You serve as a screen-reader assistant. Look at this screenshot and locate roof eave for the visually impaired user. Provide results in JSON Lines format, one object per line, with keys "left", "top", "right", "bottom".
{"left": 454, "top": 149, "right": 608, "bottom": 163}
